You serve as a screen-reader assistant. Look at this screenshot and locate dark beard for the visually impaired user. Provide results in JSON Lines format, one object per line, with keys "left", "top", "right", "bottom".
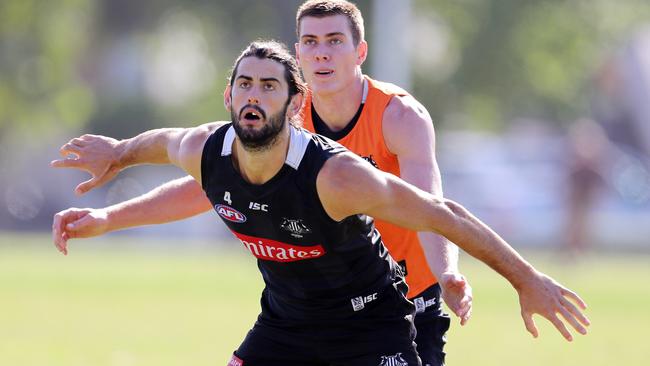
{"left": 231, "top": 101, "right": 289, "bottom": 152}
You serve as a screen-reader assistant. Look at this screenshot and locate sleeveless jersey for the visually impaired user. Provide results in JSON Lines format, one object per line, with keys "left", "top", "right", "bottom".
{"left": 201, "top": 123, "right": 405, "bottom": 325}
{"left": 301, "top": 76, "right": 438, "bottom": 298}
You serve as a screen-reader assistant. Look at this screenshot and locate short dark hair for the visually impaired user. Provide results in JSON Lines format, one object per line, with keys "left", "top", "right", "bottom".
{"left": 296, "top": 0, "right": 365, "bottom": 46}
{"left": 229, "top": 40, "right": 307, "bottom": 98}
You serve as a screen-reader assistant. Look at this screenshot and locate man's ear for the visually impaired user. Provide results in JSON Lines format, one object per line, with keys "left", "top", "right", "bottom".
{"left": 287, "top": 93, "right": 304, "bottom": 119}
{"left": 223, "top": 85, "right": 232, "bottom": 111}
{"left": 356, "top": 40, "right": 368, "bottom": 66}
{"left": 295, "top": 43, "right": 300, "bottom": 63}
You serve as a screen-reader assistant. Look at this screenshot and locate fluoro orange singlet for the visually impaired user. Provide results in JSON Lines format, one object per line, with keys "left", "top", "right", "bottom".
{"left": 301, "top": 76, "right": 438, "bottom": 299}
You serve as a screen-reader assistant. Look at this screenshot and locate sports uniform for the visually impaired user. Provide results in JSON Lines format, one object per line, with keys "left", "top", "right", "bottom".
{"left": 201, "top": 124, "right": 420, "bottom": 366}
{"left": 301, "top": 76, "right": 451, "bottom": 365}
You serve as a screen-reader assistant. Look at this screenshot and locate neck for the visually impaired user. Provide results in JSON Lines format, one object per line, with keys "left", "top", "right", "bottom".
{"left": 232, "top": 124, "right": 291, "bottom": 185}
{"left": 312, "top": 73, "right": 365, "bottom": 131}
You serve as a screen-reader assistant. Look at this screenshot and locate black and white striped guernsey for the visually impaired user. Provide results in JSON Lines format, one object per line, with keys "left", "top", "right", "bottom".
{"left": 200, "top": 123, "right": 407, "bottom": 325}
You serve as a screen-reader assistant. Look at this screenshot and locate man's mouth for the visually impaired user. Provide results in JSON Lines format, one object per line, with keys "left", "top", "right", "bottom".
{"left": 240, "top": 106, "right": 265, "bottom": 122}
{"left": 315, "top": 69, "right": 334, "bottom": 76}
{"left": 244, "top": 111, "right": 261, "bottom": 120}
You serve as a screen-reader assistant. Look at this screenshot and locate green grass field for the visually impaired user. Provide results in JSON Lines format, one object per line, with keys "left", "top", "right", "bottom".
{"left": 2, "top": 232, "right": 649, "bottom": 366}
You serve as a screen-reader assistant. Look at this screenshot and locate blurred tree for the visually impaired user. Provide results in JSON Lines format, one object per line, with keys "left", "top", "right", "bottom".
{"left": 414, "top": 0, "right": 650, "bottom": 130}
{"left": 0, "top": 0, "right": 95, "bottom": 140}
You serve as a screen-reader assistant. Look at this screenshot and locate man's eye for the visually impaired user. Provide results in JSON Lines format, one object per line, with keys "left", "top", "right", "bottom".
{"left": 304, "top": 39, "right": 316, "bottom": 45}
{"left": 330, "top": 38, "right": 342, "bottom": 45}
{"left": 264, "top": 84, "right": 275, "bottom": 91}
{"left": 239, "top": 81, "right": 250, "bottom": 88}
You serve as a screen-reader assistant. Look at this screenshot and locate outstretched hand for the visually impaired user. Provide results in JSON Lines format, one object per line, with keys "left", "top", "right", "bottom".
{"left": 52, "top": 208, "right": 110, "bottom": 255}
{"left": 517, "top": 271, "right": 590, "bottom": 341}
{"left": 438, "top": 272, "right": 473, "bottom": 325}
{"left": 51, "top": 134, "right": 122, "bottom": 195}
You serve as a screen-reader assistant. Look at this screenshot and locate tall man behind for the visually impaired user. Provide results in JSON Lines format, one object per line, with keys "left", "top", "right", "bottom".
{"left": 295, "top": 3, "right": 464, "bottom": 363}
{"left": 53, "top": 2, "right": 467, "bottom": 364}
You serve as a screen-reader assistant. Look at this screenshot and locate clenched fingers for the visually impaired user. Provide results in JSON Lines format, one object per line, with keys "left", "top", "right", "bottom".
{"left": 52, "top": 209, "right": 89, "bottom": 255}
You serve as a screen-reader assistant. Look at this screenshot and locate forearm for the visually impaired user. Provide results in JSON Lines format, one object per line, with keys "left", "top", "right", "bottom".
{"left": 433, "top": 199, "right": 536, "bottom": 290}
{"left": 418, "top": 232, "right": 459, "bottom": 277}
{"left": 400, "top": 161, "right": 460, "bottom": 277}
{"left": 116, "top": 128, "right": 188, "bottom": 169}
{"left": 104, "top": 176, "right": 212, "bottom": 233}
{"left": 413, "top": 171, "right": 460, "bottom": 277}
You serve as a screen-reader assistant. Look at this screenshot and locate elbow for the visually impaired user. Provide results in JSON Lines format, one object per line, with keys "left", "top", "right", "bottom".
{"left": 442, "top": 198, "right": 469, "bottom": 218}
{"left": 427, "top": 198, "right": 469, "bottom": 235}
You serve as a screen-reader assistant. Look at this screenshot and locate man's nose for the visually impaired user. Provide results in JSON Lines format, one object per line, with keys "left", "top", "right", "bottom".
{"left": 315, "top": 45, "right": 330, "bottom": 62}
{"left": 247, "top": 94, "right": 260, "bottom": 104}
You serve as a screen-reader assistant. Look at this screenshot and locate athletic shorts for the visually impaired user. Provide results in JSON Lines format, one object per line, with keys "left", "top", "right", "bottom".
{"left": 411, "top": 284, "right": 451, "bottom": 366}
{"left": 228, "top": 281, "right": 421, "bottom": 366}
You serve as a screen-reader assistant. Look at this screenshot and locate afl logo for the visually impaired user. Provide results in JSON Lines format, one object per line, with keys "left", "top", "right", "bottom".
{"left": 215, "top": 204, "right": 247, "bottom": 223}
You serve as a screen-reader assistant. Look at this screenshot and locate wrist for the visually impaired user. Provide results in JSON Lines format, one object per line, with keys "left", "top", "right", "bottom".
{"left": 104, "top": 206, "right": 121, "bottom": 233}
{"left": 114, "top": 139, "right": 129, "bottom": 170}
{"left": 507, "top": 263, "right": 539, "bottom": 291}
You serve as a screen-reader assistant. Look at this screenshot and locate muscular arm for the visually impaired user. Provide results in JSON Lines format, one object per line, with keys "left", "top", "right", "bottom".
{"left": 383, "top": 95, "right": 470, "bottom": 323}
{"left": 317, "top": 153, "right": 590, "bottom": 341}
{"left": 51, "top": 121, "right": 227, "bottom": 194}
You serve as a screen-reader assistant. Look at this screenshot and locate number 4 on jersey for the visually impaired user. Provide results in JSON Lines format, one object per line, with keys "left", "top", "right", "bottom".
{"left": 224, "top": 191, "right": 232, "bottom": 205}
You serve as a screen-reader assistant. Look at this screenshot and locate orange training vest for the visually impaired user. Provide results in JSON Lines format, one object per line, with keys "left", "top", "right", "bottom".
{"left": 301, "top": 76, "right": 438, "bottom": 298}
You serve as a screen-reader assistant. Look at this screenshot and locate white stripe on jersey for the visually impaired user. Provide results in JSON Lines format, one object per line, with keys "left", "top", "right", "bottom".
{"left": 221, "top": 125, "right": 310, "bottom": 171}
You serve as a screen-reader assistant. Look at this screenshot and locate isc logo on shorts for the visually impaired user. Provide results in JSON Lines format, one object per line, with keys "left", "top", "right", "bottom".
{"left": 351, "top": 292, "right": 378, "bottom": 311}
{"left": 215, "top": 204, "right": 247, "bottom": 223}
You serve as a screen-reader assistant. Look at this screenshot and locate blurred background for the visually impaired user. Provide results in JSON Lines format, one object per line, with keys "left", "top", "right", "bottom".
{"left": 1, "top": 0, "right": 649, "bottom": 251}
{"left": 1, "top": 0, "right": 649, "bottom": 365}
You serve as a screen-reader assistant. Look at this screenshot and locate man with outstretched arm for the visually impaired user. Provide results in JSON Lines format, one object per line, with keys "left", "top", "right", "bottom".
{"left": 54, "top": 2, "right": 470, "bottom": 364}
{"left": 53, "top": 40, "right": 589, "bottom": 366}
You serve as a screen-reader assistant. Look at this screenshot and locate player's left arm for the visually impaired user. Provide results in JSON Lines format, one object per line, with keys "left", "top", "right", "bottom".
{"left": 383, "top": 95, "right": 472, "bottom": 324}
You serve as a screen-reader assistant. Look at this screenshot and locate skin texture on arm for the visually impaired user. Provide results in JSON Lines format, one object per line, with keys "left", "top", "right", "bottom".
{"left": 51, "top": 121, "right": 227, "bottom": 194}
{"left": 317, "top": 152, "right": 590, "bottom": 341}
{"left": 382, "top": 95, "right": 472, "bottom": 324}
{"left": 52, "top": 176, "right": 212, "bottom": 255}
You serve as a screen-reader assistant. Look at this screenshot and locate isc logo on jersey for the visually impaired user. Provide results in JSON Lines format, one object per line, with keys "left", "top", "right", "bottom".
{"left": 215, "top": 204, "right": 247, "bottom": 223}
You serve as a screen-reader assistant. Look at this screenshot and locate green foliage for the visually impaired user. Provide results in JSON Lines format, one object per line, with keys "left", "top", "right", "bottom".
{"left": 419, "top": 0, "right": 650, "bottom": 129}
{"left": 0, "top": 0, "right": 95, "bottom": 137}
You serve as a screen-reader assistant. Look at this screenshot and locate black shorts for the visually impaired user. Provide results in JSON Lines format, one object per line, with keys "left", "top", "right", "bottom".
{"left": 411, "top": 284, "right": 451, "bottom": 366}
{"left": 229, "top": 281, "right": 420, "bottom": 366}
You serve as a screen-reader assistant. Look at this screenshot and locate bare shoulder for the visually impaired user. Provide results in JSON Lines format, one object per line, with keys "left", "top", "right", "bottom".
{"left": 186, "top": 121, "right": 229, "bottom": 141}
{"left": 318, "top": 152, "right": 370, "bottom": 192}
{"left": 317, "top": 152, "right": 385, "bottom": 221}
{"left": 382, "top": 95, "right": 435, "bottom": 155}
{"left": 173, "top": 121, "right": 229, "bottom": 180}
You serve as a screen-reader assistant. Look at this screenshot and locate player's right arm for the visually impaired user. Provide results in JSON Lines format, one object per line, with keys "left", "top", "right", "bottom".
{"left": 51, "top": 121, "right": 228, "bottom": 194}
{"left": 52, "top": 176, "right": 211, "bottom": 255}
